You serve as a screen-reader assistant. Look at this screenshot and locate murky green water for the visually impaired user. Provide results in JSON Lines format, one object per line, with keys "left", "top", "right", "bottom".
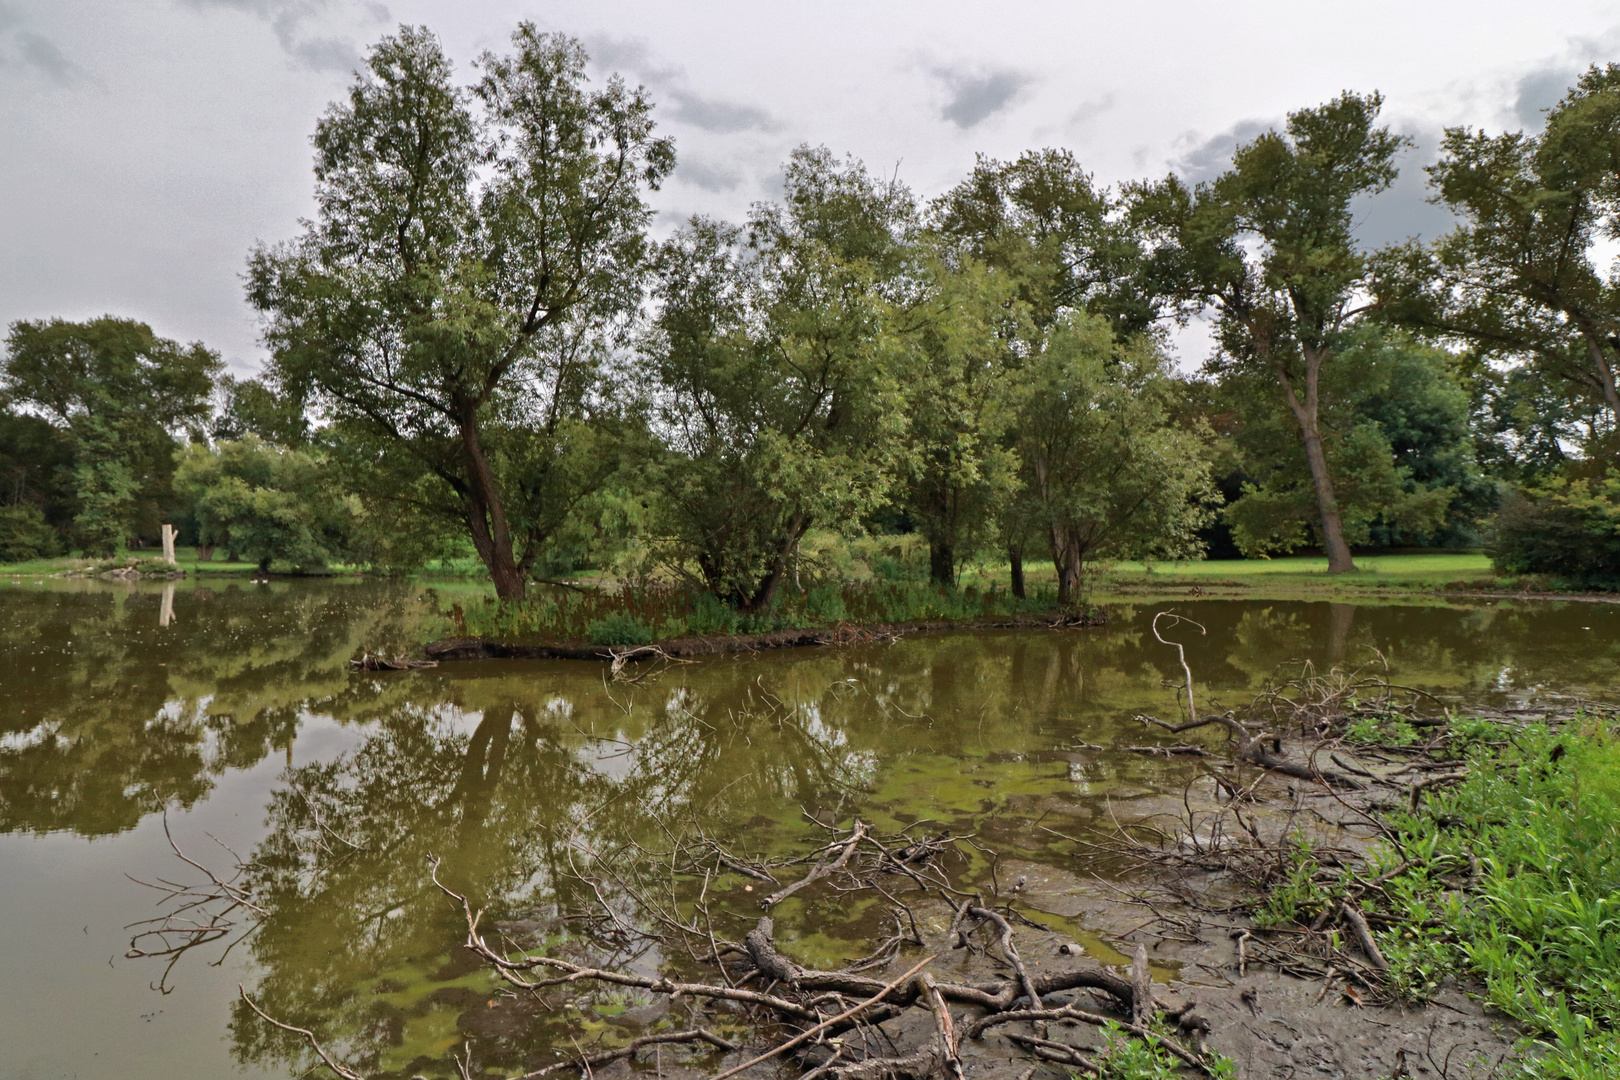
{"left": 1, "top": 579, "right": 1616, "bottom": 1079}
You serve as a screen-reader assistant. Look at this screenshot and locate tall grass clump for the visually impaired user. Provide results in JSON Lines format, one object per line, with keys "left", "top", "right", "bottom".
{"left": 446, "top": 576, "right": 1073, "bottom": 644}
{"left": 1375, "top": 717, "right": 1620, "bottom": 1078}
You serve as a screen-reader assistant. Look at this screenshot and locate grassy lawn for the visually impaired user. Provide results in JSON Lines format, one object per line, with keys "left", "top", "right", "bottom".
{"left": 1109, "top": 552, "right": 1495, "bottom": 583}
{"left": 0, "top": 545, "right": 1557, "bottom": 600}
{"left": 1, "top": 547, "right": 270, "bottom": 578}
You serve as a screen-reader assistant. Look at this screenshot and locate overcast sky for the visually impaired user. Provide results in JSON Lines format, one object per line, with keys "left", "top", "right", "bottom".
{"left": 4, "top": 0, "right": 1620, "bottom": 374}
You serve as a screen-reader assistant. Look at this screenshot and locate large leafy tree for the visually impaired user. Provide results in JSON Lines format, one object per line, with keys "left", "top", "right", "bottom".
{"left": 1006, "top": 313, "right": 1214, "bottom": 602}
{"left": 1135, "top": 92, "right": 1408, "bottom": 573}
{"left": 895, "top": 256, "right": 1021, "bottom": 586}
{"left": 1378, "top": 65, "right": 1620, "bottom": 439}
{"left": 1217, "top": 327, "right": 1484, "bottom": 555}
{"left": 250, "top": 24, "right": 673, "bottom": 599}
{"left": 931, "top": 150, "right": 1160, "bottom": 590}
{"left": 645, "top": 148, "right": 914, "bottom": 611}
{"left": 1, "top": 316, "right": 219, "bottom": 556}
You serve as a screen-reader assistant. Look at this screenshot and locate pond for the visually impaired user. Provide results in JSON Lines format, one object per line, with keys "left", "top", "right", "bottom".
{"left": 1, "top": 579, "right": 1616, "bottom": 1079}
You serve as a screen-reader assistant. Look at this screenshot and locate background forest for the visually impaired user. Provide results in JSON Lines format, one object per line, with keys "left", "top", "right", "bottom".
{"left": 4, "top": 25, "right": 1620, "bottom": 612}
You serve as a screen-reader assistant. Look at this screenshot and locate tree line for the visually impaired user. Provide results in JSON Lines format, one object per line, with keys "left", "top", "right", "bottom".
{"left": 3, "top": 24, "right": 1618, "bottom": 594}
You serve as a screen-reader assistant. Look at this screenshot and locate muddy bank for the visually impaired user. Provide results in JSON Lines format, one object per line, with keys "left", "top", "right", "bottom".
{"left": 421, "top": 609, "right": 1107, "bottom": 662}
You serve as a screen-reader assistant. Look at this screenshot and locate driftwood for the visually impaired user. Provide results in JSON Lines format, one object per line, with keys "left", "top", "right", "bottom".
{"left": 1135, "top": 612, "right": 1363, "bottom": 789}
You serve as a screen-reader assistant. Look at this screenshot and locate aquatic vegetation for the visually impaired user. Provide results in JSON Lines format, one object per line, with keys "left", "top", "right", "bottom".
{"left": 448, "top": 579, "right": 1071, "bottom": 644}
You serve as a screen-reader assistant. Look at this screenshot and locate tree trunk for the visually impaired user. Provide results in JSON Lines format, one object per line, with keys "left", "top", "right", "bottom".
{"left": 195, "top": 546, "right": 214, "bottom": 562}
{"left": 457, "top": 404, "right": 526, "bottom": 600}
{"left": 1298, "top": 421, "right": 1355, "bottom": 573}
{"left": 1277, "top": 353, "right": 1354, "bottom": 574}
{"left": 1581, "top": 332, "right": 1620, "bottom": 422}
{"left": 929, "top": 539, "right": 955, "bottom": 587}
{"left": 1008, "top": 545, "right": 1025, "bottom": 599}
{"left": 742, "top": 513, "right": 810, "bottom": 614}
{"left": 1049, "top": 525, "right": 1083, "bottom": 606}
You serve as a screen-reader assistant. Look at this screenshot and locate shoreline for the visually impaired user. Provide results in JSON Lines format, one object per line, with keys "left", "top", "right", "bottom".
{"left": 422, "top": 609, "right": 1108, "bottom": 662}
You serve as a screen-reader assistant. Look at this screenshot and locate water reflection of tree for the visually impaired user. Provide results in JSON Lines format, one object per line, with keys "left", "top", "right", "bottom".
{"left": 0, "top": 581, "right": 429, "bottom": 835}
{"left": 228, "top": 677, "right": 902, "bottom": 1078}
{"left": 220, "top": 628, "right": 1255, "bottom": 1077}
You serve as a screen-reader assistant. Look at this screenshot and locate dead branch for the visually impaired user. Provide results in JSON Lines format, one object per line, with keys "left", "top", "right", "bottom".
{"left": 762, "top": 821, "right": 869, "bottom": 909}
{"left": 708, "top": 953, "right": 939, "bottom": 1080}
{"left": 239, "top": 987, "right": 366, "bottom": 1080}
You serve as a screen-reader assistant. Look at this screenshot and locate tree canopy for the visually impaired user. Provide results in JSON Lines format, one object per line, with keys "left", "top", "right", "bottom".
{"left": 249, "top": 24, "right": 673, "bottom": 598}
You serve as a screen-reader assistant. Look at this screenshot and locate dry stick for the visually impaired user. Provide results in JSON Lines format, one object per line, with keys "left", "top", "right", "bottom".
{"left": 240, "top": 987, "right": 366, "bottom": 1080}
{"left": 762, "top": 822, "right": 869, "bottom": 909}
{"left": 1340, "top": 903, "right": 1390, "bottom": 972}
{"left": 515, "top": 1030, "right": 738, "bottom": 1080}
{"left": 430, "top": 861, "right": 821, "bottom": 1021}
{"left": 967, "top": 906, "right": 1042, "bottom": 1010}
{"left": 1130, "top": 944, "right": 1153, "bottom": 1029}
{"left": 920, "top": 972, "right": 964, "bottom": 1080}
{"left": 1152, "top": 611, "right": 1208, "bottom": 724}
{"left": 1001, "top": 1032, "right": 1099, "bottom": 1076}
{"left": 706, "top": 952, "right": 940, "bottom": 1080}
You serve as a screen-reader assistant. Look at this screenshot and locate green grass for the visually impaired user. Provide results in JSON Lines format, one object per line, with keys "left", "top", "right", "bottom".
{"left": 1359, "top": 717, "right": 1620, "bottom": 1078}
{"left": 0, "top": 546, "right": 299, "bottom": 578}
{"left": 1109, "top": 552, "right": 1494, "bottom": 582}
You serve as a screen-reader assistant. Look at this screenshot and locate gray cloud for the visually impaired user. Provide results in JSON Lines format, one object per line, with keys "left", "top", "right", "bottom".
{"left": 667, "top": 90, "right": 776, "bottom": 135}
{"left": 1350, "top": 127, "right": 1457, "bottom": 249}
{"left": 1067, "top": 93, "right": 1114, "bottom": 127}
{"left": 676, "top": 156, "right": 743, "bottom": 192}
{"left": 1171, "top": 118, "right": 1274, "bottom": 183}
{"left": 929, "top": 63, "right": 1033, "bottom": 129}
{"left": 180, "top": 0, "right": 382, "bottom": 73}
{"left": 586, "top": 34, "right": 779, "bottom": 134}
{"left": 0, "top": 3, "right": 84, "bottom": 86}
{"left": 14, "top": 30, "right": 81, "bottom": 84}
{"left": 1515, "top": 64, "right": 1575, "bottom": 128}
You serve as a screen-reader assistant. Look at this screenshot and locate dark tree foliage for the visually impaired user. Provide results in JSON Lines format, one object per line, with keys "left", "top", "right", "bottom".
{"left": 1379, "top": 65, "right": 1620, "bottom": 434}
{"left": 1, "top": 316, "right": 219, "bottom": 556}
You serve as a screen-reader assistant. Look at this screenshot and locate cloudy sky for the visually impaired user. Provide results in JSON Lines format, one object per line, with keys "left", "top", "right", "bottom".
{"left": 4, "top": 0, "right": 1619, "bottom": 373}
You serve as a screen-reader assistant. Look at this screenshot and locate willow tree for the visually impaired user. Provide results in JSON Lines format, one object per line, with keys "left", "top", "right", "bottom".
{"left": 1379, "top": 65, "right": 1620, "bottom": 435}
{"left": 894, "top": 255, "right": 1023, "bottom": 586}
{"left": 646, "top": 148, "right": 914, "bottom": 611}
{"left": 249, "top": 25, "right": 673, "bottom": 598}
{"left": 931, "top": 150, "right": 1160, "bottom": 590}
{"left": 1006, "top": 313, "right": 1214, "bottom": 603}
{"left": 1136, "top": 93, "right": 1408, "bottom": 573}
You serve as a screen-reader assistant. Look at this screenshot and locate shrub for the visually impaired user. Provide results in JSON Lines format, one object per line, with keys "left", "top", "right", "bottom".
{"left": 1487, "top": 474, "right": 1620, "bottom": 589}
{"left": 0, "top": 504, "right": 58, "bottom": 563}
{"left": 584, "top": 611, "right": 653, "bottom": 647}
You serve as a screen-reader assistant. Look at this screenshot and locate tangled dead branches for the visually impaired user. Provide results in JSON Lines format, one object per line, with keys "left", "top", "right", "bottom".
{"left": 220, "top": 819, "right": 1227, "bottom": 1080}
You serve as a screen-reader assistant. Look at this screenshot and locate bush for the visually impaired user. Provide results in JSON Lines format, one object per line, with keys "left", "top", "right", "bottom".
{"left": 584, "top": 611, "right": 653, "bottom": 647}
{"left": 1487, "top": 474, "right": 1620, "bottom": 589}
{"left": 0, "top": 504, "right": 58, "bottom": 563}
